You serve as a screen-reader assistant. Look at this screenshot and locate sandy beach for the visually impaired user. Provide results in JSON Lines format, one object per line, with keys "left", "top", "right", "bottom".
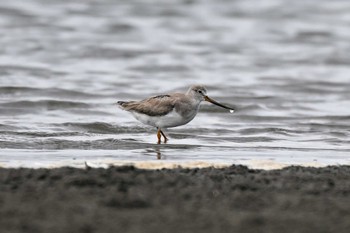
{"left": 1, "top": 165, "right": 349, "bottom": 233}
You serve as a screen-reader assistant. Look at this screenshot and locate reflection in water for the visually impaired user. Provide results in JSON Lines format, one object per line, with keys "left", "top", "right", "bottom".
{"left": 156, "top": 147, "right": 162, "bottom": 160}
{"left": 143, "top": 147, "right": 164, "bottom": 160}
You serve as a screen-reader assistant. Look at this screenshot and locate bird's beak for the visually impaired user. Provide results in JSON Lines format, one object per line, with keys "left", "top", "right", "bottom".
{"left": 204, "top": 96, "right": 234, "bottom": 112}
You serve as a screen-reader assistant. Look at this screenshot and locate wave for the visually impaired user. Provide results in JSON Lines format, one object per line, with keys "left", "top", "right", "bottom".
{"left": 0, "top": 86, "right": 102, "bottom": 99}
{"left": 1, "top": 100, "right": 91, "bottom": 109}
{"left": 60, "top": 122, "right": 150, "bottom": 134}
{"left": 0, "top": 138, "right": 199, "bottom": 150}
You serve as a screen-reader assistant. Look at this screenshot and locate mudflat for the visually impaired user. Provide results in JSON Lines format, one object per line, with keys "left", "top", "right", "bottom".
{"left": 0, "top": 165, "right": 349, "bottom": 233}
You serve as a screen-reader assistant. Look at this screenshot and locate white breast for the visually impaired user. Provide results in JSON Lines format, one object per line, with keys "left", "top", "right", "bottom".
{"left": 131, "top": 109, "right": 197, "bottom": 128}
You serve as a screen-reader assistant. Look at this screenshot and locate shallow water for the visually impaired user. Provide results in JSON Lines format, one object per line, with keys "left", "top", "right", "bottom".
{"left": 1, "top": 0, "right": 350, "bottom": 169}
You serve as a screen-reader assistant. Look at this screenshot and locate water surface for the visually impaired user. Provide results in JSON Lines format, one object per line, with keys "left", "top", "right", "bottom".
{"left": 1, "top": 0, "right": 350, "bottom": 168}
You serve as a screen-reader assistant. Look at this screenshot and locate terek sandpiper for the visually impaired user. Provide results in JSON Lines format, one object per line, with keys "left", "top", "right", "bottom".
{"left": 117, "top": 85, "right": 234, "bottom": 144}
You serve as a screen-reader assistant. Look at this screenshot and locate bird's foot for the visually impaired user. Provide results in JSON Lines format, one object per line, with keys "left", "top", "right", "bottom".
{"left": 160, "top": 129, "right": 168, "bottom": 143}
{"left": 157, "top": 128, "right": 168, "bottom": 144}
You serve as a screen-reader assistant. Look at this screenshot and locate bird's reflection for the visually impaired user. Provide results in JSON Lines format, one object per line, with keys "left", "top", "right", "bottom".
{"left": 156, "top": 147, "right": 162, "bottom": 159}
{"left": 144, "top": 146, "right": 165, "bottom": 160}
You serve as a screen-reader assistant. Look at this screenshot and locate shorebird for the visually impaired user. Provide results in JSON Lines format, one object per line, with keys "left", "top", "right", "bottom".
{"left": 117, "top": 85, "right": 234, "bottom": 144}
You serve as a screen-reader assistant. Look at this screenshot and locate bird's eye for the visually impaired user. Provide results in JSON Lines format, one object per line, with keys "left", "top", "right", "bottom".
{"left": 198, "top": 90, "right": 203, "bottom": 94}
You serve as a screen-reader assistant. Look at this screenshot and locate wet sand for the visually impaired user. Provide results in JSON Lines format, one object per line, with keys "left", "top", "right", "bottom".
{"left": 1, "top": 165, "right": 349, "bottom": 233}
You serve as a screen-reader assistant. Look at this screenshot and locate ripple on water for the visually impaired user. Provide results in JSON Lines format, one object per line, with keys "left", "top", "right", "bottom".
{"left": 0, "top": 87, "right": 101, "bottom": 99}
{"left": 0, "top": 0, "right": 350, "bottom": 168}
{"left": 1, "top": 100, "right": 90, "bottom": 108}
{"left": 58, "top": 122, "right": 152, "bottom": 134}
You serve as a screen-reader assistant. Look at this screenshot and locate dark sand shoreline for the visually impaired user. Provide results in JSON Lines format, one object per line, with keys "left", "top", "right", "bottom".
{"left": 1, "top": 165, "right": 349, "bottom": 233}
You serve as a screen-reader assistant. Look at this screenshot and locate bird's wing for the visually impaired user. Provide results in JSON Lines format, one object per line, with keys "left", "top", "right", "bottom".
{"left": 120, "top": 94, "right": 176, "bottom": 116}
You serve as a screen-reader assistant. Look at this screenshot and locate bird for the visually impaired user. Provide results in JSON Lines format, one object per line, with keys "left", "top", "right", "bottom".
{"left": 117, "top": 85, "right": 234, "bottom": 144}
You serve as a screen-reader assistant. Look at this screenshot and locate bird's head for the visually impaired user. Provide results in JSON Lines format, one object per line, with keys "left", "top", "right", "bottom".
{"left": 188, "top": 85, "right": 208, "bottom": 102}
{"left": 187, "top": 85, "right": 234, "bottom": 112}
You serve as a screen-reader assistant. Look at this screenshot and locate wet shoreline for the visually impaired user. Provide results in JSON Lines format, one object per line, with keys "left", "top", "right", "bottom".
{"left": 1, "top": 165, "right": 349, "bottom": 233}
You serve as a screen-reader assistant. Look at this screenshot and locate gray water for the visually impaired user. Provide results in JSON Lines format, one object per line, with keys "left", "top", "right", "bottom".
{"left": 1, "top": 0, "right": 350, "bottom": 168}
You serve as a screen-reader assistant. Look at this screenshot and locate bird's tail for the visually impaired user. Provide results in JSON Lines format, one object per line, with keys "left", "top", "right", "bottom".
{"left": 116, "top": 101, "right": 132, "bottom": 109}
{"left": 117, "top": 101, "right": 127, "bottom": 106}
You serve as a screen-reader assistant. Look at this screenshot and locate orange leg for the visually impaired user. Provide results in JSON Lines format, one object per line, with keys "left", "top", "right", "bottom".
{"left": 157, "top": 129, "right": 162, "bottom": 144}
{"left": 160, "top": 129, "right": 168, "bottom": 143}
{"left": 157, "top": 128, "right": 168, "bottom": 144}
